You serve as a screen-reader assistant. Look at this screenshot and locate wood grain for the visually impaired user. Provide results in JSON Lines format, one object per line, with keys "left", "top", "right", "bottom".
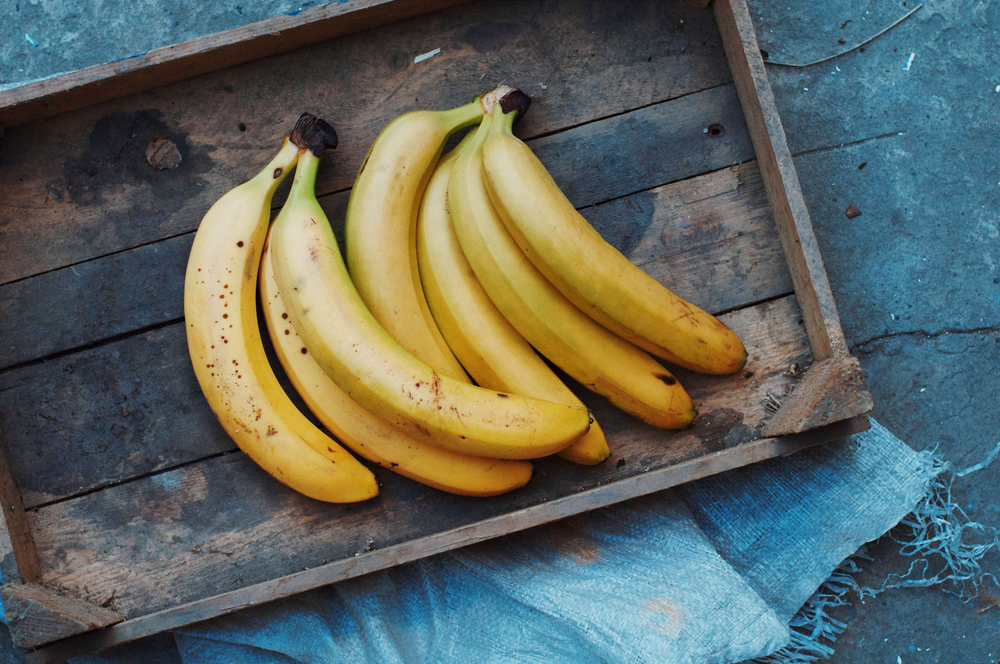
{"left": 0, "top": 0, "right": 474, "bottom": 128}
{"left": 0, "top": 236, "right": 192, "bottom": 369}
{"left": 714, "top": 0, "right": 848, "bottom": 359}
{"left": 0, "top": 325, "right": 233, "bottom": 509}
{"left": 0, "top": 0, "right": 730, "bottom": 286}
{"left": 0, "top": 428, "right": 41, "bottom": 585}
{"left": 0, "top": 583, "right": 122, "bottom": 649}
{"left": 528, "top": 84, "right": 754, "bottom": 210}
{"left": 26, "top": 295, "right": 813, "bottom": 621}
{"left": 761, "top": 355, "right": 873, "bottom": 437}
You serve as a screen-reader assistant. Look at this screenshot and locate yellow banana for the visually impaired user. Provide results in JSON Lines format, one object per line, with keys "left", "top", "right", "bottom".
{"left": 482, "top": 105, "right": 747, "bottom": 375}
{"left": 259, "top": 234, "right": 534, "bottom": 497}
{"left": 449, "top": 107, "right": 696, "bottom": 430}
{"left": 417, "top": 140, "right": 611, "bottom": 465}
{"left": 184, "top": 117, "right": 377, "bottom": 503}
{"left": 343, "top": 92, "right": 499, "bottom": 381}
{"left": 268, "top": 147, "right": 591, "bottom": 459}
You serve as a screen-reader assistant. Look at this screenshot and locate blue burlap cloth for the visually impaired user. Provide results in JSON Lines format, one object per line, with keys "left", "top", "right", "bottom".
{"left": 71, "top": 419, "right": 962, "bottom": 662}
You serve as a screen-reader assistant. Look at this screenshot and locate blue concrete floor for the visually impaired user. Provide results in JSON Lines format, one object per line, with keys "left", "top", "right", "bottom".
{"left": 2, "top": 1, "right": 997, "bottom": 662}
{"left": 747, "top": 1, "right": 999, "bottom": 660}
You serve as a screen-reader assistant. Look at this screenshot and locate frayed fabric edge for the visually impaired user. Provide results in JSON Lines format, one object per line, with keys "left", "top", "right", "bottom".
{"left": 754, "top": 442, "right": 1000, "bottom": 664}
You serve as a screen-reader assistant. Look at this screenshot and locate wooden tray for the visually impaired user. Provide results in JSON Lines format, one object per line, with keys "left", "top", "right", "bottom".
{"left": 0, "top": 0, "right": 872, "bottom": 659}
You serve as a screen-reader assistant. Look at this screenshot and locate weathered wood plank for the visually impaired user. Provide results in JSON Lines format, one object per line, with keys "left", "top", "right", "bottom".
{"left": 714, "top": 0, "right": 848, "bottom": 360}
{"left": 27, "top": 418, "right": 870, "bottom": 664}
{"left": 0, "top": 156, "right": 781, "bottom": 370}
{"left": 531, "top": 84, "right": 754, "bottom": 210}
{"left": 26, "top": 295, "right": 812, "bottom": 620}
{"left": 581, "top": 161, "right": 790, "bottom": 315}
{"left": 0, "top": 326, "right": 233, "bottom": 509}
{"left": 0, "top": 160, "right": 791, "bottom": 507}
{"left": 761, "top": 355, "right": 873, "bottom": 437}
{"left": 0, "top": 236, "right": 192, "bottom": 369}
{"left": 0, "top": 0, "right": 473, "bottom": 129}
{"left": 0, "top": 583, "right": 122, "bottom": 649}
{"left": 0, "top": 428, "right": 41, "bottom": 585}
{"left": 0, "top": 0, "right": 731, "bottom": 286}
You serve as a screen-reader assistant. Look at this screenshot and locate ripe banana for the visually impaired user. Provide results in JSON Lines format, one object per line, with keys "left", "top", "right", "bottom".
{"left": 482, "top": 106, "right": 747, "bottom": 375}
{"left": 449, "top": 107, "right": 696, "bottom": 430}
{"left": 417, "top": 139, "right": 611, "bottom": 465}
{"left": 184, "top": 117, "right": 378, "bottom": 503}
{"left": 268, "top": 146, "right": 591, "bottom": 459}
{"left": 343, "top": 91, "right": 502, "bottom": 381}
{"left": 259, "top": 234, "right": 534, "bottom": 496}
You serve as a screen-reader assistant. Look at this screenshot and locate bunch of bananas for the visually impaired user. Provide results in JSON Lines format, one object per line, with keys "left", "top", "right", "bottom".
{"left": 184, "top": 86, "right": 747, "bottom": 503}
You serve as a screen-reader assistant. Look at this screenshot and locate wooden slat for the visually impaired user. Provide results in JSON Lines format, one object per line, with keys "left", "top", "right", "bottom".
{"left": 0, "top": 326, "right": 233, "bottom": 508}
{"left": 0, "top": 160, "right": 790, "bottom": 508}
{"left": 713, "top": 0, "right": 849, "bottom": 360}
{"left": 26, "top": 295, "right": 813, "bottom": 622}
{"left": 0, "top": 0, "right": 473, "bottom": 129}
{"left": 1, "top": 583, "right": 122, "bottom": 649}
{"left": 0, "top": 429, "right": 41, "bottom": 585}
{"left": 761, "top": 355, "right": 873, "bottom": 437}
{"left": 529, "top": 84, "right": 754, "bottom": 210}
{"left": 0, "top": 236, "right": 192, "bottom": 369}
{"left": 582, "top": 161, "right": 790, "bottom": 315}
{"left": 0, "top": 0, "right": 731, "bottom": 286}
{"left": 27, "top": 417, "right": 869, "bottom": 664}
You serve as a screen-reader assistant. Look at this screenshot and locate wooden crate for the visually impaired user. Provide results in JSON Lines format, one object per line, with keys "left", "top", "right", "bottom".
{"left": 0, "top": 0, "right": 872, "bottom": 659}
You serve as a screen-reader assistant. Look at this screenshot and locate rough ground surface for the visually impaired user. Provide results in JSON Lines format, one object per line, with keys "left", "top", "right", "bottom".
{"left": 2, "top": 0, "right": 998, "bottom": 662}
{"left": 747, "top": 0, "right": 1000, "bottom": 661}
{"left": 1, "top": 1, "right": 311, "bottom": 90}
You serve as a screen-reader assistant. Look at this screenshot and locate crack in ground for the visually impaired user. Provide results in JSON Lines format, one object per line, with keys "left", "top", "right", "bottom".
{"left": 851, "top": 325, "right": 1000, "bottom": 351}
{"left": 790, "top": 130, "right": 905, "bottom": 160}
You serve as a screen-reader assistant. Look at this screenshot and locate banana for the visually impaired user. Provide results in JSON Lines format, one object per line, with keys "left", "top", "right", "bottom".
{"left": 343, "top": 92, "right": 497, "bottom": 382}
{"left": 259, "top": 233, "right": 534, "bottom": 496}
{"left": 184, "top": 116, "right": 378, "bottom": 503}
{"left": 417, "top": 139, "right": 611, "bottom": 465}
{"left": 448, "top": 105, "right": 696, "bottom": 430}
{"left": 268, "top": 147, "right": 591, "bottom": 460}
{"left": 482, "top": 105, "right": 747, "bottom": 375}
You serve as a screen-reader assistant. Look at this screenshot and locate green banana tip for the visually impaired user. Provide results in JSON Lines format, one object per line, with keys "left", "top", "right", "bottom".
{"left": 290, "top": 112, "right": 338, "bottom": 156}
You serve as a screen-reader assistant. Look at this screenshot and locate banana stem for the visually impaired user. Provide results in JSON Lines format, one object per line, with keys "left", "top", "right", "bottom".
{"left": 466, "top": 113, "right": 493, "bottom": 153}
{"left": 288, "top": 148, "right": 321, "bottom": 204}
{"left": 443, "top": 99, "right": 487, "bottom": 133}
{"left": 491, "top": 104, "right": 519, "bottom": 134}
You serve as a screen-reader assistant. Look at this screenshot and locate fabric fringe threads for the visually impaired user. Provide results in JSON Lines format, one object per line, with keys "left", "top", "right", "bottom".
{"left": 757, "top": 442, "right": 1000, "bottom": 664}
